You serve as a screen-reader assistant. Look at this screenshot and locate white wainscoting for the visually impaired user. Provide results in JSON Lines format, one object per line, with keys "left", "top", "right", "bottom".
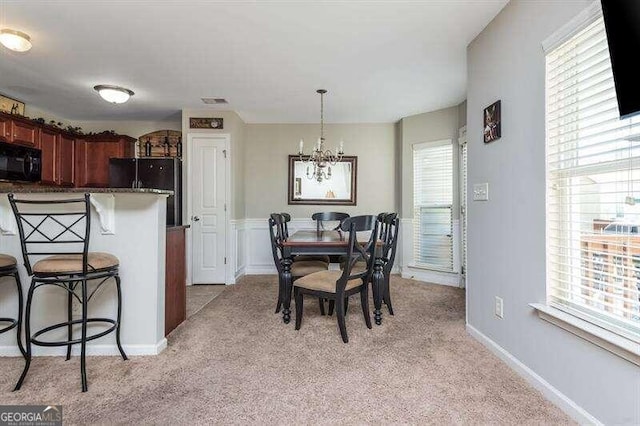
{"left": 234, "top": 218, "right": 460, "bottom": 287}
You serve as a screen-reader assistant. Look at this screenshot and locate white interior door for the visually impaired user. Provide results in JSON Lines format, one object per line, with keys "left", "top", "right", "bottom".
{"left": 191, "top": 135, "right": 227, "bottom": 284}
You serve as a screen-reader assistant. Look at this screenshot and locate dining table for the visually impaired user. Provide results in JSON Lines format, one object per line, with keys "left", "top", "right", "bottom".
{"left": 280, "top": 230, "right": 386, "bottom": 326}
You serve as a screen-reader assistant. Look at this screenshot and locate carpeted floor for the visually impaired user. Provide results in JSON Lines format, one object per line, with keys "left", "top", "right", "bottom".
{"left": 186, "top": 284, "right": 226, "bottom": 317}
{"left": 0, "top": 275, "right": 572, "bottom": 425}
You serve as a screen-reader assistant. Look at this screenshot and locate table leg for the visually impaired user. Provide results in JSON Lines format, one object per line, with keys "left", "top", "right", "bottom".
{"left": 281, "top": 256, "right": 293, "bottom": 324}
{"left": 372, "top": 258, "right": 384, "bottom": 325}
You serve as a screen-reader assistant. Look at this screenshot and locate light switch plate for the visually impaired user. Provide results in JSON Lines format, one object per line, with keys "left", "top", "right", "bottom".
{"left": 473, "top": 183, "right": 489, "bottom": 201}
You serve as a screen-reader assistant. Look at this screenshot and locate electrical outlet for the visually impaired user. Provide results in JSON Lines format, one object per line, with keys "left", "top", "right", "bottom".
{"left": 495, "top": 296, "right": 504, "bottom": 319}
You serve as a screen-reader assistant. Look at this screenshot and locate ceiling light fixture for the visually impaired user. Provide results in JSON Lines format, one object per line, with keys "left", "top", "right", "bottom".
{"left": 0, "top": 29, "right": 32, "bottom": 52}
{"left": 298, "top": 89, "right": 344, "bottom": 183}
{"left": 93, "top": 85, "right": 134, "bottom": 104}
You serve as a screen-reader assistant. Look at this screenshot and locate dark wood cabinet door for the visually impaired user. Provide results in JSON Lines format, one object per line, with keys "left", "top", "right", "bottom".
{"left": 75, "top": 140, "right": 121, "bottom": 187}
{"left": 40, "top": 128, "right": 58, "bottom": 185}
{"left": 0, "top": 115, "right": 11, "bottom": 143}
{"left": 58, "top": 135, "right": 75, "bottom": 186}
{"left": 165, "top": 227, "right": 186, "bottom": 336}
{"left": 10, "top": 120, "right": 39, "bottom": 148}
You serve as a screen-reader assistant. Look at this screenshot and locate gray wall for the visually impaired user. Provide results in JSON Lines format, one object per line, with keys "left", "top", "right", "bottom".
{"left": 244, "top": 123, "right": 395, "bottom": 218}
{"left": 466, "top": 1, "right": 639, "bottom": 424}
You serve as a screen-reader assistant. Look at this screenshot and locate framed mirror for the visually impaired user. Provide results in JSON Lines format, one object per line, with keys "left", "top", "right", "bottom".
{"left": 288, "top": 155, "right": 357, "bottom": 205}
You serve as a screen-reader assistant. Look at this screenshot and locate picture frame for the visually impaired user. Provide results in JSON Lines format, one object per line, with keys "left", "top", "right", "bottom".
{"left": 483, "top": 100, "right": 501, "bottom": 143}
{"left": 189, "top": 117, "right": 224, "bottom": 129}
{"left": 0, "top": 93, "right": 25, "bottom": 115}
{"left": 288, "top": 155, "right": 357, "bottom": 206}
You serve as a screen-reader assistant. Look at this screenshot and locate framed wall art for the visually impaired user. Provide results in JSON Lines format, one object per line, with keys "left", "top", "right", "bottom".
{"left": 0, "top": 93, "right": 25, "bottom": 115}
{"left": 483, "top": 100, "right": 501, "bottom": 143}
{"left": 189, "top": 117, "right": 224, "bottom": 129}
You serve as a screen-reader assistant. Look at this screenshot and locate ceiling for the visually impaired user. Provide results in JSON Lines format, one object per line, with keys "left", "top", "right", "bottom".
{"left": 0, "top": 0, "right": 507, "bottom": 123}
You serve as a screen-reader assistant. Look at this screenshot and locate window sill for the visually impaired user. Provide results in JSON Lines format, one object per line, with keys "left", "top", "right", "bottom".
{"left": 530, "top": 303, "right": 640, "bottom": 366}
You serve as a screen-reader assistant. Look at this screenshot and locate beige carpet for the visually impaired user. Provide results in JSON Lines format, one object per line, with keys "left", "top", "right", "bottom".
{"left": 186, "top": 284, "right": 226, "bottom": 318}
{"left": 0, "top": 275, "right": 572, "bottom": 425}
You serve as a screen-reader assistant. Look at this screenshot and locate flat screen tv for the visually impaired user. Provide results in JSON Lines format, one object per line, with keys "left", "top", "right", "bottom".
{"left": 601, "top": 0, "right": 640, "bottom": 119}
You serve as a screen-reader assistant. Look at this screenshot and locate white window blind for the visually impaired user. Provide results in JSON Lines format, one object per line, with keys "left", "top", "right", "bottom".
{"left": 413, "top": 140, "right": 454, "bottom": 272}
{"left": 546, "top": 17, "right": 640, "bottom": 340}
{"left": 460, "top": 139, "right": 468, "bottom": 276}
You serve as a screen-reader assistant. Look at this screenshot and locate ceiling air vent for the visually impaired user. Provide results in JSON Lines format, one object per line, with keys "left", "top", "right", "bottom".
{"left": 201, "top": 98, "right": 228, "bottom": 105}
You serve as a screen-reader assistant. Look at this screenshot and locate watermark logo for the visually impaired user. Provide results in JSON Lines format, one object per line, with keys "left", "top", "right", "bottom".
{"left": 0, "top": 405, "right": 62, "bottom": 426}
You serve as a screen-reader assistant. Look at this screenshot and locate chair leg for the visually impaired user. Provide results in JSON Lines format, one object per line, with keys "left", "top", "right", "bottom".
{"left": 384, "top": 274, "right": 394, "bottom": 315}
{"left": 294, "top": 287, "right": 303, "bottom": 330}
{"left": 66, "top": 282, "right": 73, "bottom": 361}
{"left": 275, "top": 274, "right": 284, "bottom": 313}
{"left": 14, "top": 279, "right": 35, "bottom": 391}
{"left": 80, "top": 279, "right": 88, "bottom": 392}
{"left": 114, "top": 275, "right": 128, "bottom": 361}
{"left": 360, "top": 285, "right": 372, "bottom": 329}
{"left": 319, "top": 298, "right": 326, "bottom": 315}
{"left": 328, "top": 300, "right": 335, "bottom": 316}
{"left": 275, "top": 300, "right": 282, "bottom": 314}
{"left": 336, "top": 296, "right": 348, "bottom": 343}
{"left": 344, "top": 297, "right": 349, "bottom": 313}
{"left": 12, "top": 272, "right": 26, "bottom": 358}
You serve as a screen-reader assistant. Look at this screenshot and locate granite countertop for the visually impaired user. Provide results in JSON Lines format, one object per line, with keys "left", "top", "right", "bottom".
{"left": 0, "top": 187, "right": 173, "bottom": 195}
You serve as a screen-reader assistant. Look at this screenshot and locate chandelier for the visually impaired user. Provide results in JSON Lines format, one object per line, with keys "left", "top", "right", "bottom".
{"left": 298, "top": 89, "right": 344, "bottom": 183}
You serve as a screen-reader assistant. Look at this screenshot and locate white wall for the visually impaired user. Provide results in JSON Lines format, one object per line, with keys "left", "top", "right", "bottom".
{"left": 466, "top": 1, "right": 639, "bottom": 424}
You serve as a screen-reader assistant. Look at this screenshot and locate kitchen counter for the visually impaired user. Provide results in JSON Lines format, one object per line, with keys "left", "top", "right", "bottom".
{"left": 0, "top": 190, "right": 169, "bottom": 356}
{"left": 0, "top": 187, "right": 173, "bottom": 195}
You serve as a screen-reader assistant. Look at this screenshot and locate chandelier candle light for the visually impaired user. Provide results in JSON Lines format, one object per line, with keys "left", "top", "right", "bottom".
{"left": 298, "top": 89, "right": 344, "bottom": 183}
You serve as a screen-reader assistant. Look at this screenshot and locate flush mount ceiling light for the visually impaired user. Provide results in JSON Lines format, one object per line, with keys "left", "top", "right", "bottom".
{"left": 93, "top": 85, "right": 134, "bottom": 104}
{"left": 0, "top": 29, "right": 32, "bottom": 52}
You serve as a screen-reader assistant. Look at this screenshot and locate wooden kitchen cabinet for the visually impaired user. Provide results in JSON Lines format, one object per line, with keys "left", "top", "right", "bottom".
{"left": 10, "top": 119, "right": 39, "bottom": 148}
{"left": 0, "top": 113, "right": 39, "bottom": 148}
{"left": 75, "top": 135, "right": 135, "bottom": 187}
{"left": 165, "top": 226, "right": 187, "bottom": 336}
{"left": 40, "top": 127, "right": 58, "bottom": 185}
{"left": 0, "top": 114, "right": 10, "bottom": 143}
{"left": 39, "top": 128, "right": 75, "bottom": 187}
{"left": 58, "top": 134, "right": 75, "bottom": 186}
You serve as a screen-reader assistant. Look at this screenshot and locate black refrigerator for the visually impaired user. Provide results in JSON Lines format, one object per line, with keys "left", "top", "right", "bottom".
{"left": 109, "top": 158, "right": 182, "bottom": 226}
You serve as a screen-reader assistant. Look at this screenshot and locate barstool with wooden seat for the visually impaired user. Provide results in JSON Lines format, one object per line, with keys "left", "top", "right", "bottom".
{"left": 0, "top": 254, "right": 26, "bottom": 361}
{"left": 8, "top": 193, "right": 128, "bottom": 392}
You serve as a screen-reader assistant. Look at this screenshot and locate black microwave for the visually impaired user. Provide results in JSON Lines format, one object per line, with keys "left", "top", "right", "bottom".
{"left": 0, "top": 141, "right": 42, "bottom": 182}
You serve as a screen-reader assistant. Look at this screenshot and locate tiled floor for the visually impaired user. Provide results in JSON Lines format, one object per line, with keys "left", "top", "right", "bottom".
{"left": 186, "top": 284, "right": 226, "bottom": 317}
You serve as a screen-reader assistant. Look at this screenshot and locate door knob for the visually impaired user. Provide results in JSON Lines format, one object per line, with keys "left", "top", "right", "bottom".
{"left": 192, "top": 216, "right": 200, "bottom": 222}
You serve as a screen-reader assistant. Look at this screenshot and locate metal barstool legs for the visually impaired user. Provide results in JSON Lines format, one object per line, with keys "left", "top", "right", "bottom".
{"left": 13, "top": 277, "right": 34, "bottom": 391}
{"left": 14, "top": 274, "right": 128, "bottom": 392}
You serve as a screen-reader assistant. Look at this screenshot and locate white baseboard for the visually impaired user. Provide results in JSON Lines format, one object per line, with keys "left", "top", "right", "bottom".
{"left": 0, "top": 338, "right": 167, "bottom": 357}
{"left": 245, "top": 265, "right": 277, "bottom": 275}
{"left": 234, "top": 265, "right": 246, "bottom": 281}
{"left": 466, "top": 324, "right": 601, "bottom": 425}
{"left": 401, "top": 267, "right": 461, "bottom": 287}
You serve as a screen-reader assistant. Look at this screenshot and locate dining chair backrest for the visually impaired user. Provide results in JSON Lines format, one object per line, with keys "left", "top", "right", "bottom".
{"left": 280, "top": 212, "right": 291, "bottom": 239}
{"left": 380, "top": 213, "right": 399, "bottom": 274}
{"left": 8, "top": 193, "right": 92, "bottom": 276}
{"left": 311, "top": 212, "right": 350, "bottom": 233}
{"left": 268, "top": 214, "right": 285, "bottom": 274}
{"left": 337, "top": 215, "right": 378, "bottom": 291}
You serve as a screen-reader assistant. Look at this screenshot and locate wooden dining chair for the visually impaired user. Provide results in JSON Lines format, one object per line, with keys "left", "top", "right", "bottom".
{"left": 280, "top": 212, "right": 330, "bottom": 264}
{"left": 379, "top": 213, "right": 399, "bottom": 315}
{"left": 311, "top": 212, "right": 350, "bottom": 233}
{"left": 269, "top": 214, "right": 329, "bottom": 314}
{"left": 293, "top": 215, "right": 378, "bottom": 343}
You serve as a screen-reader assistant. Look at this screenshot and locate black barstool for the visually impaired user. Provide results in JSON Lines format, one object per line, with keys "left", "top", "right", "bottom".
{"left": 8, "top": 193, "right": 128, "bottom": 392}
{"left": 0, "top": 254, "right": 26, "bottom": 361}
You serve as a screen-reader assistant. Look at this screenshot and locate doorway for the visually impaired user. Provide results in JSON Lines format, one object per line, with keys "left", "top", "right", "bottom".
{"left": 188, "top": 133, "right": 229, "bottom": 284}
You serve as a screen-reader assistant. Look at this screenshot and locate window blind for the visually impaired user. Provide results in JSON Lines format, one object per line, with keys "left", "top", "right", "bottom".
{"left": 546, "top": 17, "right": 640, "bottom": 340}
{"left": 460, "top": 140, "right": 468, "bottom": 276}
{"left": 413, "top": 140, "right": 454, "bottom": 272}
